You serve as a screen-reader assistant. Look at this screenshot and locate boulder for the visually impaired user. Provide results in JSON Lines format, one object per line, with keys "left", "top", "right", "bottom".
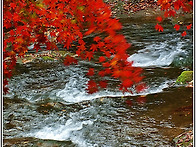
{"left": 176, "top": 71, "right": 193, "bottom": 85}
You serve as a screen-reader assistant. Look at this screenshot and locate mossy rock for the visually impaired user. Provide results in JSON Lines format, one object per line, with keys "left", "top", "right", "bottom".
{"left": 176, "top": 71, "right": 193, "bottom": 84}
{"left": 41, "top": 56, "right": 54, "bottom": 61}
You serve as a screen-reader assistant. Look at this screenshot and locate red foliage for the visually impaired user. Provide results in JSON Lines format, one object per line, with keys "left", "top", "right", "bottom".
{"left": 174, "top": 24, "right": 180, "bottom": 31}
{"left": 156, "top": 0, "right": 192, "bottom": 37}
{"left": 3, "top": 0, "right": 145, "bottom": 94}
{"left": 99, "top": 56, "right": 106, "bottom": 63}
{"left": 181, "top": 31, "right": 187, "bottom": 37}
{"left": 135, "top": 83, "right": 146, "bottom": 93}
{"left": 186, "top": 24, "right": 192, "bottom": 30}
{"left": 86, "top": 80, "right": 98, "bottom": 94}
{"left": 156, "top": 16, "right": 163, "bottom": 22}
{"left": 99, "top": 80, "right": 108, "bottom": 88}
{"left": 87, "top": 68, "right": 95, "bottom": 76}
{"left": 155, "top": 23, "right": 164, "bottom": 32}
{"left": 64, "top": 55, "right": 78, "bottom": 66}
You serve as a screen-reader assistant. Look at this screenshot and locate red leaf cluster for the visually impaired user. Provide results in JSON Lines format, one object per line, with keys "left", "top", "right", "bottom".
{"left": 87, "top": 68, "right": 95, "bottom": 76}
{"left": 181, "top": 31, "right": 187, "bottom": 37}
{"left": 156, "top": 0, "right": 192, "bottom": 37}
{"left": 174, "top": 24, "right": 180, "bottom": 31}
{"left": 86, "top": 80, "right": 98, "bottom": 94}
{"left": 186, "top": 24, "right": 192, "bottom": 30}
{"left": 3, "top": 0, "right": 145, "bottom": 94}
{"left": 155, "top": 23, "right": 164, "bottom": 32}
{"left": 63, "top": 55, "right": 78, "bottom": 66}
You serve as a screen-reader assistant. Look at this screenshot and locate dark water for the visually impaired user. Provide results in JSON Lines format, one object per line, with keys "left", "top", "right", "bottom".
{"left": 3, "top": 19, "right": 193, "bottom": 146}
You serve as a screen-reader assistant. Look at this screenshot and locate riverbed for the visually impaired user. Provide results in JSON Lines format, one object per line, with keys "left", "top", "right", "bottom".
{"left": 3, "top": 18, "right": 193, "bottom": 146}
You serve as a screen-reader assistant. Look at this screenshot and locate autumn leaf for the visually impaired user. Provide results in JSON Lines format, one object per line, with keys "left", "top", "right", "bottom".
{"left": 104, "top": 51, "right": 111, "bottom": 58}
{"left": 164, "top": 11, "right": 169, "bottom": 18}
{"left": 85, "top": 51, "right": 94, "bottom": 61}
{"left": 99, "top": 56, "right": 106, "bottom": 62}
{"left": 168, "top": 10, "right": 176, "bottom": 17}
{"left": 10, "top": 3, "right": 16, "bottom": 9}
{"left": 87, "top": 68, "right": 94, "bottom": 76}
{"left": 188, "top": 1, "right": 193, "bottom": 6}
{"left": 105, "top": 68, "right": 111, "bottom": 75}
{"left": 156, "top": 16, "right": 162, "bottom": 22}
{"left": 186, "top": 24, "right": 192, "bottom": 30}
{"left": 181, "top": 31, "right": 187, "bottom": 37}
{"left": 155, "top": 23, "right": 163, "bottom": 32}
{"left": 174, "top": 24, "right": 180, "bottom": 31}
{"left": 86, "top": 80, "right": 98, "bottom": 94}
{"left": 97, "top": 42, "right": 104, "bottom": 48}
{"left": 102, "top": 62, "right": 110, "bottom": 68}
{"left": 98, "top": 70, "right": 106, "bottom": 77}
{"left": 9, "top": 30, "right": 15, "bottom": 36}
{"left": 13, "top": 13, "right": 20, "bottom": 22}
{"left": 135, "top": 83, "right": 146, "bottom": 93}
{"left": 64, "top": 55, "right": 78, "bottom": 66}
{"left": 112, "top": 70, "right": 121, "bottom": 78}
{"left": 99, "top": 80, "right": 107, "bottom": 88}
{"left": 121, "top": 70, "right": 133, "bottom": 78}
{"left": 94, "top": 36, "right": 101, "bottom": 42}
{"left": 174, "top": 0, "right": 182, "bottom": 10}
{"left": 122, "top": 79, "right": 133, "bottom": 88}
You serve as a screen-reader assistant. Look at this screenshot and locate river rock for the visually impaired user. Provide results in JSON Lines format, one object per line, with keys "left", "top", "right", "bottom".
{"left": 173, "top": 130, "right": 193, "bottom": 147}
{"left": 3, "top": 137, "right": 75, "bottom": 147}
{"left": 176, "top": 71, "right": 193, "bottom": 85}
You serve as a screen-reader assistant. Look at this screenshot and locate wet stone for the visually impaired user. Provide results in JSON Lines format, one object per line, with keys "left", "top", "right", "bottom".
{"left": 173, "top": 130, "right": 193, "bottom": 147}
{"left": 3, "top": 137, "right": 75, "bottom": 147}
{"left": 36, "top": 102, "right": 66, "bottom": 114}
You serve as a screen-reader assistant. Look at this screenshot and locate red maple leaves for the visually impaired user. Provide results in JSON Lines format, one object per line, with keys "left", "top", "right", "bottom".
{"left": 87, "top": 68, "right": 95, "bottom": 76}
{"left": 173, "top": 23, "right": 192, "bottom": 37}
{"left": 3, "top": 0, "right": 146, "bottom": 94}
{"left": 155, "top": 23, "right": 164, "bottom": 32}
{"left": 186, "top": 24, "right": 192, "bottom": 30}
{"left": 63, "top": 55, "right": 78, "bottom": 66}
{"left": 156, "top": 0, "right": 192, "bottom": 37}
{"left": 174, "top": 24, "right": 180, "bottom": 31}
{"left": 86, "top": 80, "right": 98, "bottom": 94}
{"left": 181, "top": 31, "right": 187, "bottom": 37}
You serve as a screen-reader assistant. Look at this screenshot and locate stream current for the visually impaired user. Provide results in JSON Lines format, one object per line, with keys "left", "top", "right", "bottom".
{"left": 3, "top": 19, "right": 193, "bottom": 146}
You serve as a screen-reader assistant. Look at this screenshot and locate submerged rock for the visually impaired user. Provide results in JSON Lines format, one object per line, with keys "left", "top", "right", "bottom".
{"left": 15, "top": 50, "right": 76, "bottom": 64}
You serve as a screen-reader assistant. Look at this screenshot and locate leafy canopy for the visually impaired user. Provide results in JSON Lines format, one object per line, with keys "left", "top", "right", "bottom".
{"left": 3, "top": 0, "right": 193, "bottom": 94}
{"left": 3, "top": 0, "right": 145, "bottom": 94}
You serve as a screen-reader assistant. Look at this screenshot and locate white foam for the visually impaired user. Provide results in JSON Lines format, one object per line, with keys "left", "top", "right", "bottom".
{"left": 56, "top": 69, "right": 173, "bottom": 103}
{"left": 28, "top": 44, "right": 34, "bottom": 50}
{"left": 128, "top": 42, "right": 183, "bottom": 67}
{"left": 28, "top": 118, "right": 93, "bottom": 146}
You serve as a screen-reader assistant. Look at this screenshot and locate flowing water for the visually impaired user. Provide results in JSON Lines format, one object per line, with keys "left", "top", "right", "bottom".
{"left": 3, "top": 19, "right": 193, "bottom": 146}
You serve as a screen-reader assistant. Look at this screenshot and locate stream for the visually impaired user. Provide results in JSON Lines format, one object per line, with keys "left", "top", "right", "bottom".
{"left": 3, "top": 19, "right": 193, "bottom": 146}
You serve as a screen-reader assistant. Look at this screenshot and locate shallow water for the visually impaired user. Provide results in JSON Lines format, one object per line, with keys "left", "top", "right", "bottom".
{"left": 3, "top": 19, "right": 193, "bottom": 146}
